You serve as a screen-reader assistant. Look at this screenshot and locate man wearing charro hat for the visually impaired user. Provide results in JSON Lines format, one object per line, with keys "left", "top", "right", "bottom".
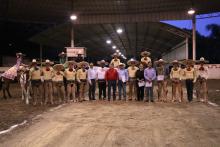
{"left": 195, "top": 57, "right": 209, "bottom": 103}
{"left": 183, "top": 59, "right": 197, "bottom": 102}
{"left": 29, "top": 59, "right": 43, "bottom": 105}
{"left": 53, "top": 64, "right": 65, "bottom": 103}
{"left": 117, "top": 63, "right": 128, "bottom": 100}
{"left": 41, "top": 59, "right": 54, "bottom": 105}
{"left": 127, "top": 58, "right": 139, "bottom": 101}
{"left": 58, "top": 51, "right": 67, "bottom": 65}
{"left": 155, "top": 59, "right": 169, "bottom": 102}
{"left": 96, "top": 60, "right": 108, "bottom": 100}
{"left": 64, "top": 61, "right": 77, "bottom": 102}
{"left": 170, "top": 60, "right": 183, "bottom": 102}
{"left": 77, "top": 61, "right": 89, "bottom": 102}
{"left": 140, "top": 51, "right": 151, "bottom": 67}
{"left": 110, "top": 53, "right": 121, "bottom": 68}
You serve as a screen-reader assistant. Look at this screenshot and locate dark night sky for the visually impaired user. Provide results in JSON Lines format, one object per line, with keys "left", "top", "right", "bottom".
{"left": 163, "top": 13, "right": 220, "bottom": 36}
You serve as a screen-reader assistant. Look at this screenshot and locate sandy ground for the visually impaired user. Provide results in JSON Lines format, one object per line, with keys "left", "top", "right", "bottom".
{"left": 0, "top": 80, "right": 220, "bottom": 147}
{"left": 0, "top": 101, "right": 220, "bottom": 147}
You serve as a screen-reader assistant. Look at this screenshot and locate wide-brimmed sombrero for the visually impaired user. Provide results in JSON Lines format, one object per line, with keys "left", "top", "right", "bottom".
{"left": 183, "top": 59, "right": 195, "bottom": 65}
{"left": 119, "top": 63, "right": 126, "bottom": 68}
{"left": 16, "top": 52, "right": 26, "bottom": 57}
{"left": 172, "top": 60, "right": 180, "bottom": 65}
{"left": 111, "top": 53, "right": 120, "bottom": 58}
{"left": 65, "top": 60, "right": 77, "bottom": 66}
{"left": 42, "top": 59, "right": 54, "bottom": 65}
{"left": 53, "top": 64, "right": 64, "bottom": 71}
{"left": 77, "top": 61, "right": 89, "bottom": 68}
{"left": 97, "top": 60, "right": 108, "bottom": 65}
{"left": 127, "top": 58, "right": 139, "bottom": 66}
{"left": 196, "top": 57, "right": 209, "bottom": 64}
{"left": 30, "top": 59, "right": 38, "bottom": 65}
{"left": 141, "top": 51, "right": 151, "bottom": 57}
{"left": 58, "top": 51, "right": 67, "bottom": 57}
{"left": 155, "top": 59, "right": 167, "bottom": 65}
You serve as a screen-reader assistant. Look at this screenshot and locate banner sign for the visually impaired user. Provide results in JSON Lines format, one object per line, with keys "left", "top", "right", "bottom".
{"left": 66, "top": 47, "right": 86, "bottom": 57}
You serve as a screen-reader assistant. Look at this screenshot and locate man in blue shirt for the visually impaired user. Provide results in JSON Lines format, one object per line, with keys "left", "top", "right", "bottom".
{"left": 144, "top": 62, "right": 156, "bottom": 102}
{"left": 117, "top": 63, "right": 128, "bottom": 100}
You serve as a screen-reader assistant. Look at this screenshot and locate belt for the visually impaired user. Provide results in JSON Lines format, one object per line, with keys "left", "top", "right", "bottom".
{"left": 67, "top": 80, "right": 75, "bottom": 84}
{"left": 80, "top": 79, "right": 87, "bottom": 82}
{"left": 98, "top": 79, "right": 105, "bottom": 82}
{"left": 44, "top": 79, "right": 52, "bottom": 82}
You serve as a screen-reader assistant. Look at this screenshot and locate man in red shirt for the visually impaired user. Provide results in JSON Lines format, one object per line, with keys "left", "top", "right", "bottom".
{"left": 105, "top": 63, "right": 118, "bottom": 101}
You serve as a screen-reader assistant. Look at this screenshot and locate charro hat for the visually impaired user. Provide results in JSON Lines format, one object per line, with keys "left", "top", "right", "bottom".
{"left": 119, "top": 63, "right": 126, "bottom": 67}
{"left": 197, "top": 57, "right": 209, "bottom": 63}
{"left": 77, "top": 61, "right": 89, "bottom": 68}
{"left": 127, "top": 58, "right": 139, "bottom": 66}
{"left": 183, "top": 59, "right": 195, "bottom": 65}
{"left": 111, "top": 53, "right": 120, "bottom": 58}
{"left": 53, "top": 64, "right": 64, "bottom": 71}
{"left": 141, "top": 51, "right": 151, "bottom": 57}
{"left": 16, "top": 52, "right": 26, "bottom": 57}
{"left": 155, "top": 59, "right": 167, "bottom": 65}
{"left": 58, "top": 51, "right": 66, "bottom": 57}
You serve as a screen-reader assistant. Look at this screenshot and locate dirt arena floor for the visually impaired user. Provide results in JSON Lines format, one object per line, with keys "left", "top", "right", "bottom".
{"left": 0, "top": 80, "right": 219, "bottom": 146}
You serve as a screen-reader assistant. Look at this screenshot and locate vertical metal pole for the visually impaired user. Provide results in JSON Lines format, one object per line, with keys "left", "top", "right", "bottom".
{"left": 192, "top": 15, "right": 196, "bottom": 60}
{"left": 71, "top": 24, "right": 74, "bottom": 47}
{"left": 40, "top": 44, "right": 42, "bottom": 67}
{"left": 185, "top": 37, "right": 189, "bottom": 59}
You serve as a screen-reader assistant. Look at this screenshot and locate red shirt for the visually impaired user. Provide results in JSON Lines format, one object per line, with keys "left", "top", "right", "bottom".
{"left": 105, "top": 68, "right": 118, "bottom": 81}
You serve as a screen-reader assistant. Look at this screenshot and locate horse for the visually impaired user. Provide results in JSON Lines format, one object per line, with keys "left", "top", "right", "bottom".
{"left": 18, "top": 68, "right": 32, "bottom": 104}
{"left": 0, "top": 76, "right": 12, "bottom": 99}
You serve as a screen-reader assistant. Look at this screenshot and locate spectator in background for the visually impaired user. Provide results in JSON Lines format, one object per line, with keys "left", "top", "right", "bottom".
{"left": 140, "top": 51, "right": 151, "bottom": 67}
{"left": 110, "top": 53, "right": 121, "bottom": 68}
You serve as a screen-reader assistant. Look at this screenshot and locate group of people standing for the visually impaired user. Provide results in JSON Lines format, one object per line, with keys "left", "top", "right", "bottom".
{"left": 1, "top": 50, "right": 209, "bottom": 105}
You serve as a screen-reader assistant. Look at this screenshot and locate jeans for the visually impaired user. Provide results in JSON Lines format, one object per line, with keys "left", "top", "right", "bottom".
{"left": 137, "top": 86, "right": 145, "bottom": 101}
{"left": 146, "top": 82, "right": 154, "bottom": 101}
{"left": 186, "top": 79, "right": 194, "bottom": 102}
{"left": 98, "top": 80, "right": 106, "bottom": 99}
{"left": 89, "top": 79, "right": 96, "bottom": 100}
{"left": 108, "top": 80, "right": 117, "bottom": 100}
{"left": 118, "top": 80, "right": 126, "bottom": 100}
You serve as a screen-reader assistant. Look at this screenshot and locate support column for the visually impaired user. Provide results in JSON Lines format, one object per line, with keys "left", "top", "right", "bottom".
{"left": 192, "top": 15, "right": 196, "bottom": 60}
{"left": 40, "top": 44, "right": 43, "bottom": 67}
{"left": 71, "top": 24, "right": 74, "bottom": 47}
{"left": 185, "top": 37, "right": 189, "bottom": 59}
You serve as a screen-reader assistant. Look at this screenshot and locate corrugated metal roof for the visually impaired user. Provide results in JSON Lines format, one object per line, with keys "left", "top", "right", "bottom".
{"left": 30, "top": 22, "right": 190, "bottom": 58}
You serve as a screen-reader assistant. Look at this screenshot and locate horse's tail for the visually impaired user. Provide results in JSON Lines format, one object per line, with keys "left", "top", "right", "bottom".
{"left": 0, "top": 77, "right": 2, "bottom": 90}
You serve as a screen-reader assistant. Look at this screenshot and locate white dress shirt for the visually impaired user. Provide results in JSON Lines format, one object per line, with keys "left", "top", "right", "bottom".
{"left": 97, "top": 67, "right": 108, "bottom": 80}
{"left": 87, "top": 68, "right": 97, "bottom": 83}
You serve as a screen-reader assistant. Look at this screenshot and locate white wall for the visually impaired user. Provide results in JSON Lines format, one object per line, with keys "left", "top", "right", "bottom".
{"left": 162, "top": 40, "right": 187, "bottom": 62}
{"left": 195, "top": 64, "right": 220, "bottom": 79}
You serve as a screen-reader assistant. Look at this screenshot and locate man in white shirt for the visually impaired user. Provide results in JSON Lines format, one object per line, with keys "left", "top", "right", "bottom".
{"left": 196, "top": 57, "right": 209, "bottom": 103}
{"left": 96, "top": 60, "right": 108, "bottom": 100}
{"left": 87, "top": 63, "right": 97, "bottom": 100}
